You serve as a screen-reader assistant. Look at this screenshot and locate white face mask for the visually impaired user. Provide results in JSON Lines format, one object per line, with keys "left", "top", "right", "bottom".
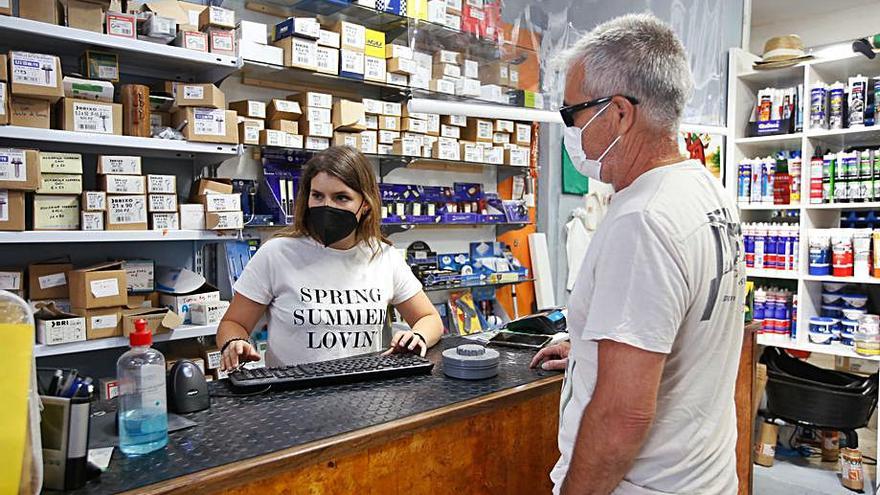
{"left": 563, "top": 102, "right": 622, "bottom": 183}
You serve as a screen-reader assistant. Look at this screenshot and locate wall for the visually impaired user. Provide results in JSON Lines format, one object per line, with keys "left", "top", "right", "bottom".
{"left": 749, "top": 1, "right": 880, "bottom": 55}
{"left": 506, "top": 0, "right": 743, "bottom": 304}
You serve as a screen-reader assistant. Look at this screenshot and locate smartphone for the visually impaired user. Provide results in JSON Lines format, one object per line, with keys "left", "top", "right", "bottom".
{"left": 488, "top": 331, "right": 551, "bottom": 349}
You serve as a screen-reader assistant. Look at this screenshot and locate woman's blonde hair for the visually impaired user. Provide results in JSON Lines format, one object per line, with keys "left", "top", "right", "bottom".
{"left": 275, "top": 146, "right": 389, "bottom": 251}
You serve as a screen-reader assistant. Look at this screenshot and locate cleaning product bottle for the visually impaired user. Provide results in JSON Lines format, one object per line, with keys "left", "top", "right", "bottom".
{"left": 117, "top": 319, "right": 168, "bottom": 455}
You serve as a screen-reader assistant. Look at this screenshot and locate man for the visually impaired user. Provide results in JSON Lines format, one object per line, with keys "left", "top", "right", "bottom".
{"left": 531, "top": 13, "right": 745, "bottom": 495}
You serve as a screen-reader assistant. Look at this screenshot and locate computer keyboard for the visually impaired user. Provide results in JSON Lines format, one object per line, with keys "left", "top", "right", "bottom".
{"left": 228, "top": 353, "right": 435, "bottom": 389}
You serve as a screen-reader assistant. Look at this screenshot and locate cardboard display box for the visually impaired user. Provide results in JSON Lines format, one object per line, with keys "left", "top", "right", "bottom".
{"left": 0, "top": 149, "right": 40, "bottom": 191}
{"left": 29, "top": 262, "right": 73, "bottom": 300}
{"left": 10, "top": 97, "right": 51, "bottom": 129}
{"left": 332, "top": 100, "right": 366, "bottom": 132}
{"left": 9, "top": 52, "right": 64, "bottom": 102}
{"left": 106, "top": 194, "right": 148, "bottom": 231}
{"left": 32, "top": 195, "right": 80, "bottom": 230}
{"left": 0, "top": 190, "right": 25, "bottom": 231}
{"left": 122, "top": 307, "right": 183, "bottom": 336}
{"left": 229, "top": 100, "right": 265, "bottom": 119}
{"left": 69, "top": 261, "right": 129, "bottom": 309}
{"left": 71, "top": 307, "right": 122, "bottom": 340}
{"left": 58, "top": 98, "right": 123, "bottom": 135}
{"left": 175, "top": 84, "right": 225, "bottom": 109}
{"left": 171, "top": 108, "right": 238, "bottom": 144}
{"left": 157, "top": 267, "right": 221, "bottom": 324}
{"left": 191, "top": 178, "right": 233, "bottom": 196}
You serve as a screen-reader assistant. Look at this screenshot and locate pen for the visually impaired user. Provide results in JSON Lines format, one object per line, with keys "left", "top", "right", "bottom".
{"left": 47, "top": 369, "right": 63, "bottom": 396}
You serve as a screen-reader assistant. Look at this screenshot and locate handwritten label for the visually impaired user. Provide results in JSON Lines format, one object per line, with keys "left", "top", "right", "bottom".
{"left": 90, "top": 279, "right": 120, "bottom": 299}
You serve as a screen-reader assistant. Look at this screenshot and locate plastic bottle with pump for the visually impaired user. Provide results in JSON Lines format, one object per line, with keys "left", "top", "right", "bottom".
{"left": 117, "top": 318, "right": 168, "bottom": 455}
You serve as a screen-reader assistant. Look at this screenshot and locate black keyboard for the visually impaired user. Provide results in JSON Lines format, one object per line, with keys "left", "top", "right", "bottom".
{"left": 228, "top": 353, "right": 434, "bottom": 389}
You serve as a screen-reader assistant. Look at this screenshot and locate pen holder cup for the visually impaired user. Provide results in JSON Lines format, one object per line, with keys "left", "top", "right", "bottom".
{"left": 39, "top": 395, "right": 91, "bottom": 491}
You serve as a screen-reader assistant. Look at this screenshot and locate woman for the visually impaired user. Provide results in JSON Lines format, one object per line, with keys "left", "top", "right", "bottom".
{"left": 218, "top": 146, "right": 444, "bottom": 370}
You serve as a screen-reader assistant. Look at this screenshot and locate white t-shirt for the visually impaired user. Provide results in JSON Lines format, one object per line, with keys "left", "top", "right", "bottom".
{"left": 233, "top": 236, "right": 423, "bottom": 366}
{"left": 551, "top": 160, "right": 745, "bottom": 495}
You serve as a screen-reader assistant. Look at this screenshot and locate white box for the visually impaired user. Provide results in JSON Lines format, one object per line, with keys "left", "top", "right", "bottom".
{"left": 485, "top": 146, "right": 504, "bottom": 164}
{"left": 507, "top": 146, "right": 529, "bottom": 166}
{"left": 386, "top": 45, "right": 413, "bottom": 60}
{"left": 377, "top": 144, "right": 393, "bottom": 155}
{"left": 81, "top": 211, "right": 104, "bottom": 231}
{"left": 379, "top": 130, "right": 399, "bottom": 144}
{"left": 410, "top": 67, "right": 431, "bottom": 90}
{"left": 495, "top": 120, "right": 514, "bottom": 133}
{"left": 455, "top": 78, "right": 481, "bottom": 97}
{"left": 305, "top": 136, "right": 330, "bottom": 151}
{"left": 387, "top": 72, "right": 407, "bottom": 86}
{"left": 239, "top": 41, "right": 284, "bottom": 65}
{"left": 147, "top": 175, "right": 176, "bottom": 194}
{"left": 152, "top": 213, "right": 180, "bottom": 231}
{"left": 103, "top": 175, "right": 145, "bottom": 194}
{"left": 107, "top": 195, "right": 147, "bottom": 227}
{"left": 304, "top": 106, "right": 332, "bottom": 121}
{"left": 286, "top": 38, "right": 318, "bottom": 70}
{"left": 383, "top": 102, "right": 402, "bottom": 116}
{"left": 160, "top": 289, "right": 221, "bottom": 325}
{"left": 515, "top": 123, "right": 531, "bottom": 146}
{"left": 149, "top": 194, "right": 178, "bottom": 213}
{"left": 463, "top": 59, "right": 478, "bottom": 79}
{"left": 430, "top": 78, "right": 455, "bottom": 95}
{"left": 360, "top": 131, "right": 378, "bottom": 154}
{"left": 123, "top": 260, "right": 154, "bottom": 293}
{"left": 237, "top": 21, "right": 269, "bottom": 44}
{"left": 426, "top": 114, "right": 440, "bottom": 134}
{"left": 434, "top": 138, "right": 460, "bottom": 160}
{"left": 340, "top": 49, "right": 365, "bottom": 78}
{"left": 363, "top": 98, "right": 383, "bottom": 115}
{"left": 190, "top": 300, "right": 230, "bottom": 325}
{"left": 98, "top": 156, "right": 141, "bottom": 175}
{"left": 365, "top": 114, "right": 379, "bottom": 130}
{"left": 441, "top": 124, "right": 460, "bottom": 139}
{"left": 445, "top": 14, "right": 461, "bottom": 31}
{"left": 364, "top": 56, "right": 387, "bottom": 82}
{"left": 316, "top": 46, "right": 339, "bottom": 75}
{"left": 318, "top": 29, "right": 341, "bottom": 48}
{"left": 462, "top": 142, "right": 484, "bottom": 162}
{"left": 395, "top": 137, "right": 422, "bottom": 156}
{"left": 37, "top": 317, "right": 86, "bottom": 345}
{"left": 428, "top": 0, "right": 447, "bottom": 24}
{"left": 179, "top": 204, "right": 205, "bottom": 230}
{"left": 202, "top": 193, "right": 241, "bottom": 212}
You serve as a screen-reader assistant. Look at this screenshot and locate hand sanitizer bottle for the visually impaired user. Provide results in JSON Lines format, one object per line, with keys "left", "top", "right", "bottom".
{"left": 117, "top": 318, "right": 168, "bottom": 455}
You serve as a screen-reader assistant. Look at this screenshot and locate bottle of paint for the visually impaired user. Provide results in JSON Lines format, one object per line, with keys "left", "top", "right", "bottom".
{"left": 831, "top": 229, "right": 854, "bottom": 277}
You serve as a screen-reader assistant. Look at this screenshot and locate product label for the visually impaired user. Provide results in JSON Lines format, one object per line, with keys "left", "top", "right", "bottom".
{"left": 365, "top": 56, "right": 385, "bottom": 80}
{"left": 441, "top": 125, "right": 459, "bottom": 138}
{"left": 509, "top": 148, "right": 529, "bottom": 166}
{"left": 210, "top": 6, "right": 235, "bottom": 26}
{"left": 435, "top": 79, "right": 455, "bottom": 94}
{"left": 90, "top": 278, "right": 120, "bottom": 298}
{"left": 42, "top": 318, "right": 86, "bottom": 345}
{"left": 383, "top": 102, "right": 402, "bottom": 116}
{"left": 341, "top": 50, "right": 364, "bottom": 74}
{"left": 38, "top": 174, "right": 81, "bottom": 194}
{"left": 108, "top": 17, "right": 134, "bottom": 37}
{"left": 319, "top": 29, "right": 340, "bottom": 48}
{"left": 464, "top": 60, "right": 478, "bottom": 79}
{"left": 92, "top": 314, "right": 118, "bottom": 329}
{"left": 183, "top": 85, "right": 205, "bottom": 100}
{"left": 81, "top": 211, "right": 103, "bottom": 230}
{"left": 84, "top": 192, "right": 106, "bottom": 211}
{"left": 40, "top": 153, "right": 82, "bottom": 173}
{"left": 108, "top": 195, "right": 147, "bottom": 225}
{"left": 0, "top": 271, "right": 21, "bottom": 290}
{"left": 149, "top": 16, "right": 174, "bottom": 36}
{"left": 184, "top": 32, "right": 207, "bottom": 51}
{"left": 263, "top": 129, "right": 287, "bottom": 147}
{"left": 0, "top": 190, "right": 7, "bottom": 222}
{"left": 316, "top": 47, "right": 339, "bottom": 73}
{"left": 99, "top": 156, "right": 140, "bottom": 175}
{"left": 0, "top": 150, "right": 26, "bottom": 182}
{"left": 10, "top": 52, "right": 57, "bottom": 88}
{"left": 464, "top": 144, "right": 483, "bottom": 162}
{"left": 105, "top": 175, "right": 144, "bottom": 194}
{"left": 0, "top": 82, "right": 6, "bottom": 116}
{"left": 127, "top": 367, "right": 166, "bottom": 413}
{"left": 379, "top": 130, "right": 398, "bottom": 144}
{"left": 293, "top": 39, "right": 316, "bottom": 68}
{"left": 308, "top": 122, "right": 333, "bottom": 138}
{"left": 211, "top": 31, "right": 234, "bottom": 51}
{"left": 243, "top": 125, "right": 260, "bottom": 142}
{"left": 360, "top": 132, "right": 377, "bottom": 154}
{"left": 97, "top": 63, "right": 118, "bottom": 81}
{"left": 477, "top": 121, "right": 493, "bottom": 139}
{"left": 275, "top": 100, "right": 299, "bottom": 113}
{"left": 486, "top": 147, "right": 504, "bottom": 164}
{"left": 73, "top": 102, "right": 114, "bottom": 134}
{"left": 38, "top": 273, "right": 66, "bottom": 290}
{"left": 306, "top": 107, "right": 331, "bottom": 122}
{"left": 35, "top": 198, "right": 79, "bottom": 229}
{"left": 305, "top": 137, "right": 329, "bottom": 151}
{"left": 192, "top": 108, "right": 225, "bottom": 136}
{"left": 147, "top": 175, "right": 175, "bottom": 194}
{"left": 248, "top": 101, "right": 266, "bottom": 119}
{"left": 363, "top": 99, "right": 383, "bottom": 114}
{"left": 342, "top": 24, "right": 365, "bottom": 48}
{"left": 204, "top": 194, "right": 240, "bottom": 212}
{"left": 149, "top": 195, "right": 177, "bottom": 212}
{"left": 152, "top": 213, "right": 179, "bottom": 230}
{"left": 516, "top": 124, "right": 530, "bottom": 144}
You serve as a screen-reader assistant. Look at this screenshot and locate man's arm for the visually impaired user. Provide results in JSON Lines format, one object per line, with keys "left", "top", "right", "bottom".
{"left": 561, "top": 339, "right": 667, "bottom": 495}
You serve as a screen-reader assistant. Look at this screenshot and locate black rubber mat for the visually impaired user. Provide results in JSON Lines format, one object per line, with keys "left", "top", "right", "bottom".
{"left": 62, "top": 337, "right": 561, "bottom": 494}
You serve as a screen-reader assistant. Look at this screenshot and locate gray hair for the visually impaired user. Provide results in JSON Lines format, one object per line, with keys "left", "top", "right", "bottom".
{"left": 565, "top": 13, "right": 694, "bottom": 132}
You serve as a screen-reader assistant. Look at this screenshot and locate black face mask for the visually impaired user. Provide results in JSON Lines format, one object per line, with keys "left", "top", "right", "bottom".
{"left": 306, "top": 205, "right": 361, "bottom": 247}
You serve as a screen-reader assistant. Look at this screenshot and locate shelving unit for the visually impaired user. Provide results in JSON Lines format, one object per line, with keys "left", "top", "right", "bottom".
{"left": 746, "top": 269, "right": 800, "bottom": 280}
{"left": 34, "top": 324, "right": 219, "bottom": 358}
{"left": 0, "top": 230, "right": 256, "bottom": 244}
{"left": 423, "top": 278, "right": 533, "bottom": 293}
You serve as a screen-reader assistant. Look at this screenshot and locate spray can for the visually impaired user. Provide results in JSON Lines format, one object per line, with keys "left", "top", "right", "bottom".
{"left": 811, "top": 84, "right": 829, "bottom": 130}
{"left": 811, "top": 153, "right": 824, "bottom": 204}
{"left": 829, "top": 82, "right": 846, "bottom": 129}
{"left": 790, "top": 152, "right": 801, "bottom": 204}
{"left": 848, "top": 75, "right": 868, "bottom": 128}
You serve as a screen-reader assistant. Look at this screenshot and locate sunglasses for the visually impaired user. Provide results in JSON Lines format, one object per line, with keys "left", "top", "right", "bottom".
{"left": 559, "top": 95, "right": 640, "bottom": 127}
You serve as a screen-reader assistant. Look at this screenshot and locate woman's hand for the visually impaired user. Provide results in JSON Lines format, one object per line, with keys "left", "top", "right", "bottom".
{"left": 529, "top": 341, "right": 571, "bottom": 371}
{"left": 382, "top": 330, "right": 427, "bottom": 357}
{"left": 221, "top": 339, "right": 262, "bottom": 371}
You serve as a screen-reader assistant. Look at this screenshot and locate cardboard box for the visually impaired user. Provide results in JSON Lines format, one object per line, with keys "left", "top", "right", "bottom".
{"left": 364, "top": 28, "right": 385, "bottom": 59}
{"left": 299, "top": 120, "right": 333, "bottom": 138}
{"left": 10, "top": 97, "right": 50, "bottom": 129}
{"left": 267, "top": 99, "right": 302, "bottom": 121}
{"left": 379, "top": 115, "right": 401, "bottom": 131}
{"left": 175, "top": 84, "right": 225, "bottom": 109}
{"left": 515, "top": 123, "right": 531, "bottom": 146}
{"left": 100, "top": 175, "right": 145, "bottom": 195}
{"left": 340, "top": 49, "right": 365, "bottom": 80}
{"left": 273, "top": 17, "right": 319, "bottom": 41}
{"left": 192, "top": 178, "right": 233, "bottom": 196}
{"left": 401, "top": 117, "right": 428, "bottom": 134}
{"left": 377, "top": 143, "right": 393, "bottom": 155}
{"left": 171, "top": 108, "right": 238, "bottom": 144}
{"left": 199, "top": 5, "right": 235, "bottom": 30}
{"left": 461, "top": 141, "right": 484, "bottom": 162}
{"left": 442, "top": 114, "right": 467, "bottom": 127}
{"left": 304, "top": 136, "right": 328, "bottom": 150}
{"left": 441, "top": 124, "right": 461, "bottom": 139}
{"left": 0, "top": 82, "right": 7, "bottom": 125}
{"left": 80, "top": 51, "right": 119, "bottom": 82}
{"left": 378, "top": 130, "right": 399, "bottom": 145}
{"left": 106, "top": 12, "right": 137, "bottom": 39}
{"left": 174, "top": 31, "right": 208, "bottom": 52}
{"left": 332, "top": 100, "right": 366, "bottom": 132}
{"left": 386, "top": 72, "right": 407, "bottom": 87}
{"left": 393, "top": 137, "right": 422, "bottom": 156}
{"left": 316, "top": 46, "right": 340, "bottom": 75}
{"left": 485, "top": 146, "right": 504, "bottom": 164}
{"left": 506, "top": 146, "right": 529, "bottom": 167}
{"left": 432, "top": 138, "right": 461, "bottom": 160}
{"left": 332, "top": 132, "right": 361, "bottom": 149}
{"left": 151, "top": 111, "right": 171, "bottom": 128}
{"left": 39, "top": 152, "right": 82, "bottom": 174}
{"left": 364, "top": 114, "right": 379, "bottom": 130}
{"left": 149, "top": 194, "right": 178, "bottom": 213}
{"left": 329, "top": 20, "right": 366, "bottom": 52}
{"left": 384, "top": 102, "right": 402, "bottom": 116}
{"left": 463, "top": 59, "right": 478, "bottom": 79}
{"left": 268, "top": 119, "right": 298, "bottom": 134}
{"left": 207, "top": 28, "right": 235, "bottom": 56}
{"left": 122, "top": 307, "right": 183, "bottom": 336}
{"left": 238, "top": 41, "right": 283, "bottom": 65}
{"left": 429, "top": 78, "right": 455, "bottom": 95}
{"left": 202, "top": 346, "right": 222, "bottom": 370}
{"left": 59, "top": 98, "right": 123, "bottom": 135}
{"left": 147, "top": 175, "right": 176, "bottom": 194}
{"left": 37, "top": 174, "right": 83, "bottom": 195}
{"left": 200, "top": 193, "right": 241, "bottom": 212}
{"left": 301, "top": 106, "right": 331, "bottom": 122}
{"left": 364, "top": 56, "right": 387, "bottom": 83}
{"left": 259, "top": 129, "right": 293, "bottom": 147}
{"left": 122, "top": 259, "right": 154, "bottom": 293}
{"left": 0, "top": 269, "right": 24, "bottom": 297}
{"left": 495, "top": 119, "right": 514, "bottom": 133}
{"left": 71, "top": 307, "right": 121, "bottom": 340}
{"left": 433, "top": 63, "right": 461, "bottom": 79}
{"left": 82, "top": 191, "right": 106, "bottom": 211}
{"left": 20, "top": 0, "right": 59, "bottom": 24}
{"left": 238, "top": 121, "right": 261, "bottom": 145}
{"left": 97, "top": 156, "right": 140, "bottom": 175}
{"left": 0, "top": 190, "right": 24, "bottom": 231}
{"left": 151, "top": 212, "right": 179, "bottom": 230}
{"left": 32, "top": 195, "right": 79, "bottom": 230}
{"left": 63, "top": 0, "right": 108, "bottom": 32}
{"left": 385, "top": 44, "right": 413, "bottom": 60}
{"left": 206, "top": 211, "right": 244, "bottom": 230}
{"left": 480, "top": 62, "right": 509, "bottom": 86}
{"left": 36, "top": 311, "right": 86, "bottom": 345}
{"left": 454, "top": 78, "right": 480, "bottom": 97}
{"left": 433, "top": 50, "right": 462, "bottom": 65}
{"left": 388, "top": 57, "right": 418, "bottom": 75}
{"left": 461, "top": 118, "right": 494, "bottom": 142}
{"left": 237, "top": 20, "right": 269, "bottom": 45}
{"left": 493, "top": 131, "right": 511, "bottom": 144}
{"left": 360, "top": 130, "right": 378, "bottom": 154}
{"left": 29, "top": 263, "right": 73, "bottom": 300}
{"left": 81, "top": 211, "right": 104, "bottom": 231}
{"left": 105, "top": 195, "right": 148, "bottom": 231}
{"left": 229, "top": 100, "right": 265, "bottom": 119}
{"left": 362, "top": 99, "right": 383, "bottom": 115}
{"left": 69, "top": 262, "right": 128, "bottom": 309}
{"left": 179, "top": 204, "right": 205, "bottom": 230}
{"left": 0, "top": 149, "right": 40, "bottom": 191}
{"left": 190, "top": 300, "right": 230, "bottom": 325}
{"left": 274, "top": 36, "right": 318, "bottom": 71}
{"left": 0, "top": 55, "right": 5, "bottom": 82}
{"left": 318, "top": 29, "right": 341, "bottom": 49}
{"left": 63, "top": 76, "right": 113, "bottom": 103}
{"left": 293, "top": 91, "right": 332, "bottom": 110}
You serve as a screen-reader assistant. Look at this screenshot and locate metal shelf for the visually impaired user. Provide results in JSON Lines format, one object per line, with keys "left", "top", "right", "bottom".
{"left": 734, "top": 133, "right": 803, "bottom": 146}
{"left": 423, "top": 277, "right": 533, "bottom": 293}
{"left": 0, "top": 126, "right": 239, "bottom": 160}
{"left": 806, "top": 201, "right": 880, "bottom": 210}
{"left": 0, "top": 16, "right": 240, "bottom": 83}
{"left": 746, "top": 269, "right": 800, "bottom": 280}
{"left": 806, "top": 126, "right": 880, "bottom": 147}
{"left": 381, "top": 222, "right": 531, "bottom": 235}
{"left": 802, "top": 274, "right": 880, "bottom": 285}
{"left": 35, "top": 324, "right": 218, "bottom": 358}
{"left": 0, "top": 230, "right": 255, "bottom": 244}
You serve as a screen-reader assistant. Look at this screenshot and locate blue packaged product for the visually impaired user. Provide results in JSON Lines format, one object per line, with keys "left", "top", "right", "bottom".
{"left": 821, "top": 304, "right": 844, "bottom": 318}
{"left": 453, "top": 183, "right": 483, "bottom": 201}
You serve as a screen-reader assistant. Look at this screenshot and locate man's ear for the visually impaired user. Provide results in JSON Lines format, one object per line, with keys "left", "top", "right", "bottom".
{"left": 612, "top": 95, "right": 637, "bottom": 135}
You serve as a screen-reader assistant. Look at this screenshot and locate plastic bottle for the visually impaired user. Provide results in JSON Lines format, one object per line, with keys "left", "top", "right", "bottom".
{"left": 117, "top": 319, "right": 168, "bottom": 456}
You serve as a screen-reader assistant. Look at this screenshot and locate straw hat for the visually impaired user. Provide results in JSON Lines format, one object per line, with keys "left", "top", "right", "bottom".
{"left": 753, "top": 35, "right": 813, "bottom": 70}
